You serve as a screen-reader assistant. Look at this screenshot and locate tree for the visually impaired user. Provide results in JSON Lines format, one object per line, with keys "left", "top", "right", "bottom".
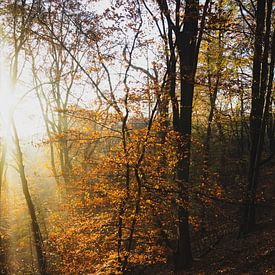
{"left": 4, "top": 1, "right": 47, "bottom": 273}
{"left": 239, "top": 0, "right": 274, "bottom": 236}
{"left": 153, "top": 0, "right": 210, "bottom": 269}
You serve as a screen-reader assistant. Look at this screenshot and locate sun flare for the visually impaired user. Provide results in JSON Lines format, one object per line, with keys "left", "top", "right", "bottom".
{"left": 0, "top": 59, "right": 14, "bottom": 137}
{"left": 0, "top": 49, "right": 43, "bottom": 142}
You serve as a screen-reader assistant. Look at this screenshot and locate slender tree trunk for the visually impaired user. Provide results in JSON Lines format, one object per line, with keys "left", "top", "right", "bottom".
{"left": 32, "top": 61, "right": 59, "bottom": 184}
{"left": 11, "top": 118, "right": 47, "bottom": 274}
{"left": 240, "top": 88, "right": 245, "bottom": 155}
{"left": 266, "top": 98, "right": 274, "bottom": 155}
{"left": 239, "top": 0, "right": 274, "bottom": 236}
{"left": 8, "top": 1, "right": 47, "bottom": 272}
{"left": 0, "top": 142, "right": 7, "bottom": 274}
{"left": 203, "top": 62, "right": 221, "bottom": 181}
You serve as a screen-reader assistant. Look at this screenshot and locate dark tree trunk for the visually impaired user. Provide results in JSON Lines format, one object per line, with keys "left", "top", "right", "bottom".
{"left": 0, "top": 142, "right": 7, "bottom": 274}
{"left": 157, "top": 0, "right": 209, "bottom": 269}
{"left": 267, "top": 103, "right": 275, "bottom": 155}
{"left": 12, "top": 119, "right": 47, "bottom": 274}
{"left": 173, "top": 0, "right": 199, "bottom": 270}
{"left": 239, "top": 0, "right": 274, "bottom": 236}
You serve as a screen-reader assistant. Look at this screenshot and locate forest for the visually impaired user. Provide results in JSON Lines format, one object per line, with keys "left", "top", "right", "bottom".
{"left": 0, "top": 0, "right": 274, "bottom": 274}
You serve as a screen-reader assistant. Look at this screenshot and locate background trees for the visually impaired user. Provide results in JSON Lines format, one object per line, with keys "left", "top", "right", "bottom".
{"left": 239, "top": 0, "right": 274, "bottom": 236}
{"left": 0, "top": 0, "right": 273, "bottom": 274}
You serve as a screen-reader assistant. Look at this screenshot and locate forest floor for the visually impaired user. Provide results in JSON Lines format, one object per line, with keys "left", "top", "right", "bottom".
{"left": 187, "top": 163, "right": 274, "bottom": 274}
{"left": 183, "top": 219, "right": 275, "bottom": 274}
{"left": 143, "top": 163, "right": 275, "bottom": 275}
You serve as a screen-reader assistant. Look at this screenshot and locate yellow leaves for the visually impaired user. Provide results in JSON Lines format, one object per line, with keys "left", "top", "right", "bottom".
{"left": 215, "top": 184, "right": 223, "bottom": 199}
{"left": 41, "top": 104, "right": 199, "bottom": 273}
{"left": 91, "top": 197, "right": 105, "bottom": 206}
{"left": 189, "top": 216, "right": 200, "bottom": 232}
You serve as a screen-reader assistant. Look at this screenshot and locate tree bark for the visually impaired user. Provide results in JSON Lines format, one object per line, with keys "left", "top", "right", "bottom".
{"left": 239, "top": 0, "right": 274, "bottom": 236}
{"left": 0, "top": 142, "right": 7, "bottom": 274}
{"left": 174, "top": 0, "right": 199, "bottom": 269}
{"left": 157, "top": 0, "right": 209, "bottom": 269}
{"left": 11, "top": 118, "right": 47, "bottom": 274}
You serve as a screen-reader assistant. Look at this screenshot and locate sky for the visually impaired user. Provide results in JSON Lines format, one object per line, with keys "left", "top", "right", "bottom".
{"left": 0, "top": 52, "right": 44, "bottom": 143}
{"left": 0, "top": 0, "right": 159, "bottom": 145}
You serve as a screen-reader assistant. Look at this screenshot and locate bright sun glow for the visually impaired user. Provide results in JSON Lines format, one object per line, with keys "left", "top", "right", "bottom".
{"left": 0, "top": 53, "right": 14, "bottom": 138}
{"left": 0, "top": 49, "right": 42, "bottom": 143}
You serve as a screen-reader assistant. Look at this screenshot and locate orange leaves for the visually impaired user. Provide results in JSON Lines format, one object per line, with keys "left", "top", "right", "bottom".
{"left": 189, "top": 216, "right": 200, "bottom": 232}
{"left": 47, "top": 208, "right": 116, "bottom": 274}
{"left": 43, "top": 103, "right": 191, "bottom": 272}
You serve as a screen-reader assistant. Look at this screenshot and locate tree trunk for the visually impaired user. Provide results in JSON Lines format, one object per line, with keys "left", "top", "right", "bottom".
{"left": 239, "top": 0, "right": 274, "bottom": 236}
{"left": 11, "top": 119, "right": 47, "bottom": 274}
{"left": 156, "top": 0, "right": 208, "bottom": 269}
{"left": 174, "top": 0, "right": 199, "bottom": 269}
{"left": 0, "top": 142, "right": 7, "bottom": 274}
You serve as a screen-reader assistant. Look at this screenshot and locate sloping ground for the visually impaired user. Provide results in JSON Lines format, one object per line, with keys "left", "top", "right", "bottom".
{"left": 141, "top": 163, "right": 275, "bottom": 275}
{"left": 143, "top": 220, "right": 274, "bottom": 275}
{"left": 184, "top": 221, "right": 275, "bottom": 274}
{"left": 183, "top": 164, "right": 274, "bottom": 274}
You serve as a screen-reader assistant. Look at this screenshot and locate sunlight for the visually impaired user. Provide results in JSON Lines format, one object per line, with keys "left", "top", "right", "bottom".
{"left": 0, "top": 0, "right": 273, "bottom": 273}
{"left": 0, "top": 80, "right": 43, "bottom": 142}
{"left": 0, "top": 84, "right": 14, "bottom": 123}
{"left": 0, "top": 55, "right": 14, "bottom": 139}
{"left": 0, "top": 52, "right": 42, "bottom": 142}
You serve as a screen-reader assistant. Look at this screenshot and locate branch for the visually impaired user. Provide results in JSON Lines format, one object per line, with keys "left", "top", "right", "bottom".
{"left": 259, "top": 152, "right": 275, "bottom": 167}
